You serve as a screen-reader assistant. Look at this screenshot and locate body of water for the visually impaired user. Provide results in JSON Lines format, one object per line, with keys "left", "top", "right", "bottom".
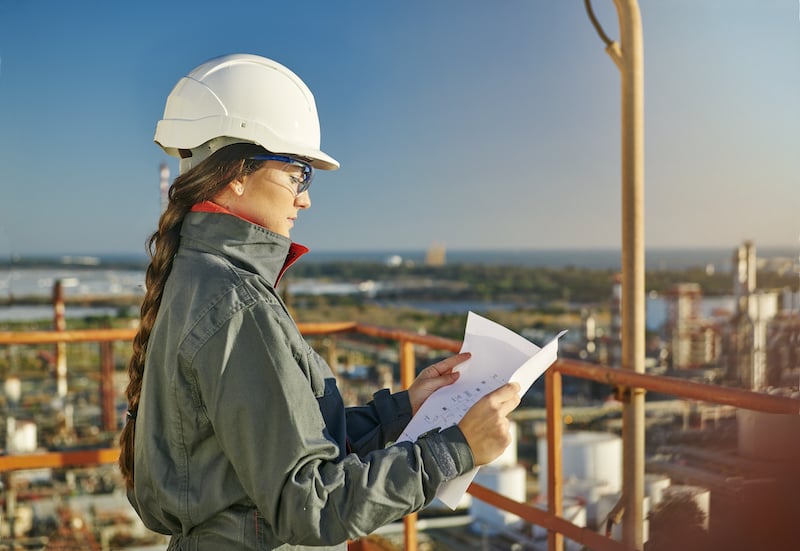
{"left": 8, "top": 245, "right": 797, "bottom": 271}
{"left": 1, "top": 247, "right": 793, "bottom": 323}
{"left": 0, "top": 268, "right": 145, "bottom": 298}
{"left": 0, "top": 267, "right": 144, "bottom": 322}
{"left": 0, "top": 305, "right": 121, "bottom": 322}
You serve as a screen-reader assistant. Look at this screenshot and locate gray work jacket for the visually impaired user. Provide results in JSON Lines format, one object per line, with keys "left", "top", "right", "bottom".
{"left": 128, "top": 210, "right": 474, "bottom": 550}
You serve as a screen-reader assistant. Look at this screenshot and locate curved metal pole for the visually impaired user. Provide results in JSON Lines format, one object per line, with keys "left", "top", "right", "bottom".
{"left": 608, "top": 1, "right": 646, "bottom": 548}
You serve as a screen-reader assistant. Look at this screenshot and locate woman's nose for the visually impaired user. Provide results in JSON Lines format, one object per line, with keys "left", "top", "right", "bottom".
{"left": 295, "top": 191, "right": 311, "bottom": 209}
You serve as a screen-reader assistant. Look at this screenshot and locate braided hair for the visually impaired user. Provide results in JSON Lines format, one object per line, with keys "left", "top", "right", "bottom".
{"left": 118, "top": 143, "right": 267, "bottom": 488}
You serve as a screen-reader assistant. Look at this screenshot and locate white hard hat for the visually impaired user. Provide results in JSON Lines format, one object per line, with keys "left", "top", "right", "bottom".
{"left": 154, "top": 53, "right": 339, "bottom": 173}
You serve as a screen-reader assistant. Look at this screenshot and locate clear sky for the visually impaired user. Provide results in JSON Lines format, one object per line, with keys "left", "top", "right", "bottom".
{"left": 0, "top": 0, "right": 797, "bottom": 257}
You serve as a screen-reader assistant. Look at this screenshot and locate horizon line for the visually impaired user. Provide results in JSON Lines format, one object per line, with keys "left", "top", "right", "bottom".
{"left": 3, "top": 243, "right": 798, "bottom": 259}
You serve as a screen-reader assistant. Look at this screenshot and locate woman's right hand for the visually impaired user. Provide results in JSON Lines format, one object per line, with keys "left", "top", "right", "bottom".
{"left": 457, "top": 382, "right": 521, "bottom": 466}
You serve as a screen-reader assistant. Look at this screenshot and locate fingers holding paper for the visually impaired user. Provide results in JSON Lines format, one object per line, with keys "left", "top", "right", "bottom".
{"left": 407, "top": 352, "right": 470, "bottom": 415}
{"left": 457, "top": 382, "right": 521, "bottom": 466}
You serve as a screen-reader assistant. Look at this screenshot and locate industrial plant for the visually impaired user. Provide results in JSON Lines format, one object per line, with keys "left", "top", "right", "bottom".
{"left": 0, "top": 238, "right": 797, "bottom": 549}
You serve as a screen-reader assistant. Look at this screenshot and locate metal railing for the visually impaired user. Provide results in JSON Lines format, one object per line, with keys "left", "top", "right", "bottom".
{"left": 1, "top": 324, "right": 798, "bottom": 551}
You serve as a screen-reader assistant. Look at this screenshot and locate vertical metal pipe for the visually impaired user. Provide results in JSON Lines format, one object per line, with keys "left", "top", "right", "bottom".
{"left": 53, "top": 280, "right": 68, "bottom": 399}
{"left": 546, "top": 369, "right": 564, "bottom": 551}
{"left": 400, "top": 340, "right": 418, "bottom": 551}
{"left": 610, "top": 1, "right": 646, "bottom": 548}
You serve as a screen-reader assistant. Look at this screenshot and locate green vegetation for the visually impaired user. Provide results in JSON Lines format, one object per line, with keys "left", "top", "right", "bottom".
{"left": 288, "top": 262, "right": 798, "bottom": 304}
{"left": 289, "top": 300, "right": 579, "bottom": 341}
{"left": 4, "top": 262, "right": 795, "bottom": 341}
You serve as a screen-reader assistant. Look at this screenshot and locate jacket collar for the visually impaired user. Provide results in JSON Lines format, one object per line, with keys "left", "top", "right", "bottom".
{"left": 182, "top": 201, "right": 308, "bottom": 287}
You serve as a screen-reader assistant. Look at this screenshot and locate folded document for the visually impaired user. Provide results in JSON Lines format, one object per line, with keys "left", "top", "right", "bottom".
{"left": 397, "top": 311, "right": 566, "bottom": 509}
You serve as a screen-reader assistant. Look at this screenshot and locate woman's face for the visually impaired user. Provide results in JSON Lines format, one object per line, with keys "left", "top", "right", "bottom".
{"left": 224, "top": 160, "right": 311, "bottom": 237}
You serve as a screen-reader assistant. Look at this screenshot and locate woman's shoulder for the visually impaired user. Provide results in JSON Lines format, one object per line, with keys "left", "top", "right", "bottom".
{"left": 162, "top": 252, "right": 284, "bottom": 354}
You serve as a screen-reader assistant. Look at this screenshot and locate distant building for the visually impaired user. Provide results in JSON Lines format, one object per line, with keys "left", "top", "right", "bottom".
{"left": 733, "top": 240, "right": 757, "bottom": 299}
{"left": 665, "top": 283, "right": 720, "bottom": 370}
{"left": 384, "top": 254, "right": 403, "bottom": 267}
{"left": 425, "top": 241, "right": 446, "bottom": 267}
{"left": 766, "top": 312, "right": 800, "bottom": 386}
{"left": 738, "top": 292, "right": 779, "bottom": 389}
{"left": 723, "top": 241, "right": 780, "bottom": 390}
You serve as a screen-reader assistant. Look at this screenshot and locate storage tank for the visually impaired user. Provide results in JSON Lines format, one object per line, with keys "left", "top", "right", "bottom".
{"left": 537, "top": 431, "right": 622, "bottom": 498}
{"left": 563, "top": 477, "right": 609, "bottom": 529}
{"left": 533, "top": 497, "right": 587, "bottom": 551}
{"left": 4, "top": 377, "right": 21, "bottom": 406}
{"left": 470, "top": 464, "right": 527, "bottom": 534}
{"left": 7, "top": 418, "right": 37, "bottom": 454}
{"left": 645, "top": 473, "right": 671, "bottom": 508}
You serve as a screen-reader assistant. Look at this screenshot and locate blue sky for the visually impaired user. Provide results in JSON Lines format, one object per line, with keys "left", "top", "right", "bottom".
{"left": 0, "top": 0, "right": 797, "bottom": 257}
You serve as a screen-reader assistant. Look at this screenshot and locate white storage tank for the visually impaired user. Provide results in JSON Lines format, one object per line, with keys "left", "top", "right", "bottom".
{"left": 4, "top": 377, "right": 21, "bottom": 405}
{"left": 6, "top": 418, "right": 37, "bottom": 454}
{"left": 533, "top": 497, "right": 587, "bottom": 551}
{"left": 645, "top": 473, "right": 671, "bottom": 508}
{"left": 537, "top": 431, "right": 622, "bottom": 498}
{"left": 563, "top": 477, "right": 609, "bottom": 529}
{"left": 470, "top": 464, "right": 527, "bottom": 534}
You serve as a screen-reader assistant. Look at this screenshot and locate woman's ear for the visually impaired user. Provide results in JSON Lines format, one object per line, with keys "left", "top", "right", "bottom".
{"left": 211, "top": 179, "right": 244, "bottom": 209}
{"left": 230, "top": 179, "right": 245, "bottom": 196}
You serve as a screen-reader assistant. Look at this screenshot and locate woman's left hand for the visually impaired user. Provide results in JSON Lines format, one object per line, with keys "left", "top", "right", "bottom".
{"left": 407, "top": 352, "right": 471, "bottom": 415}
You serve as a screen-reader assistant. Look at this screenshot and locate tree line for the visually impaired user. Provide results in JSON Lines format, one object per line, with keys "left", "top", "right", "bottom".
{"left": 287, "top": 262, "right": 798, "bottom": 305}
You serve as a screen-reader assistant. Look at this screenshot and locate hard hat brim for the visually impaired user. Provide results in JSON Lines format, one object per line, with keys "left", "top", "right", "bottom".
{"left": 155, "top": 117, "right": 340, "bottom": 171}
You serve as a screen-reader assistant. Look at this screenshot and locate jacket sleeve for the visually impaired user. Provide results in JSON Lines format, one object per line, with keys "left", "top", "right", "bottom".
{"left": 191, "top": 304, "right": 474, "bottom": 547}
{"left": 345, "top": 389, "right": 413, "bottom": 454}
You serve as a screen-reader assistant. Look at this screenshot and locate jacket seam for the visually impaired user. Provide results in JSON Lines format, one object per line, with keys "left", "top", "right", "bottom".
{"left": 178, "top": 265, "right": 256, "bottom": 358}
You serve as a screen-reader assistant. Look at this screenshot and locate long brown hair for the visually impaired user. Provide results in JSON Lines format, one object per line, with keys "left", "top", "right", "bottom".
{"left": 119, "top": 143, "right": 267, "bottom": 488}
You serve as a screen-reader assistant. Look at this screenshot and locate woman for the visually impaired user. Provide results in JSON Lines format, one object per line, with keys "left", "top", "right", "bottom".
{"left": 119, "top": 53, "right": 520, "bottom": 550}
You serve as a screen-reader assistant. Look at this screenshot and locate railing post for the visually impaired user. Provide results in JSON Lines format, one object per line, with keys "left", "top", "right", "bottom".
{"left": 400, "top": 340, "right": 418, "bottom": 551}
{"left": 546, "top": 368, "right": 564, "bottom": 551}
{"left": 609, "top": 1, "right": 646, "bottom": 547}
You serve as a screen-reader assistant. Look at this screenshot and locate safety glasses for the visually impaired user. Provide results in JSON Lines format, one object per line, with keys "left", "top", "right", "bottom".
{"left": 249, "top": 154, "right": 314, "bottom": 196}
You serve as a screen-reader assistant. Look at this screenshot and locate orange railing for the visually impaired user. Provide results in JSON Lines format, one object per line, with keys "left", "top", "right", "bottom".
{"left": 1, "top": 325, "right": 798, "bottom": 551}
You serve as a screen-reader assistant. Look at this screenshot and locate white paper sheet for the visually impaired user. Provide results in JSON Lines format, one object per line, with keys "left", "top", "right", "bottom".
{"left": 397, "top": 311, "right": 566, "bottom": 509}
